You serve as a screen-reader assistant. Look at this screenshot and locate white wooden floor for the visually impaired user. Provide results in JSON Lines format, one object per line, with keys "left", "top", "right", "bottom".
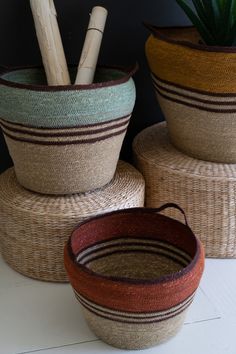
{"left": 1, "top": 254, "right": 236, "bottom": 354}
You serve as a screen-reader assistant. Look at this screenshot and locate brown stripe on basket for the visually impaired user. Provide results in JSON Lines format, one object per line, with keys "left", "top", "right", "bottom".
{"left": 2, "top": 126, "right": 128, "bottom": 145}
{"left": 155, "top": 88, "right": 236, "bottom": 114}
{"left": 74, "top": 291, "right": 195, "bottom": 324}
{"left": 83, "top": 249, "right": 189, "bottom": 268}
{"left": 76, "top": 237, "right": 192, "bottom": 262}
{"left": 152, "top": 75, "right": 236, "bottom": 106}
{"left": 77, "top": 239, "right": 192, "bottom": 266}
{"left": 151, "top": 72, "right": 236, "bottom": 98}
{"left": 0, "top": 114, "right": 131, "bottom": 137}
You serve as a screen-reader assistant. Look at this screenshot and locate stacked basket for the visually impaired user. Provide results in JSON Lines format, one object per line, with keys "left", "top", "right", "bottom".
{"left": 133, "top": 26, "right": 236, "bottom": 258}
{"left": 0, "top": 65, "right": 145, "bottom": 281}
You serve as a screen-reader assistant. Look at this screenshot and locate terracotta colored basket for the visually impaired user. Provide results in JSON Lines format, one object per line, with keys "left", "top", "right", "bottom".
{"left": 145, "top": 24, "right": 236, "bottom": 163}
{"left": 64, "top": 204, "right": 204, "bottom": 350}
{"left": 0, "top": 66, "right": 136, "bottom": 194}
{"left": 133, "top": 122, "right": 236, "bottom": 258}
{"left": 0, "top": 161, "right": 144, "bottom": 282}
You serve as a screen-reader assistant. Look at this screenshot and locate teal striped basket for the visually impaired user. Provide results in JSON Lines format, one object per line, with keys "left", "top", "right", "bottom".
{"left": 0, "top": 66, "right": 136, "bottom": 195}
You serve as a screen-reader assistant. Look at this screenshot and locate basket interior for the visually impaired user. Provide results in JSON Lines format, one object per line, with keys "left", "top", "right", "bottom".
{"left": 76, "top": 237, "right": 192, "bottom": 281}
{"left": 1, "top": 67, "right": 126, "bottom": 86}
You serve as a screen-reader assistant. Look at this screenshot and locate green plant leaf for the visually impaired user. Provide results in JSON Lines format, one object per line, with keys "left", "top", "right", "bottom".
{"left": 175, "top": 0, "right": 216, "bottom": 44}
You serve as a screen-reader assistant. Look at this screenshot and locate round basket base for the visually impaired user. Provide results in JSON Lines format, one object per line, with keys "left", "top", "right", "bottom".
{"left": 133, "top": 122, "right": 236, "bottom": 258}
{"left": 0, "top": 161, "right": 144, "bottom": 282}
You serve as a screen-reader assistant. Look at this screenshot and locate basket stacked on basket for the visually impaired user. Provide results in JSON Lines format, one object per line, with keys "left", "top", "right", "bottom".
{"left": 133, "top": 26, "right": 236, "bottom": 259}
{"left": 0, "top": 66, "right": 145, "bottom": 282}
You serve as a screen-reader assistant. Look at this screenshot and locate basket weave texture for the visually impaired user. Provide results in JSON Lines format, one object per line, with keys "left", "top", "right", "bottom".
{"left": 0, "top": 67, "right": 135, "bottom": 127}
{"left": 133, "top": 122, "right": 236, "bottom": 258}
{"left": 64, "top": 205, "right": 204, "bottom": 349}
{"left": 0, "top": 116, "right": 130, "bottom": 194}
{"left": 145, "top": 26, "right": 236, "bottom": 163}
{"left": 0, "top": 161, "right": 145, "bottom": 282}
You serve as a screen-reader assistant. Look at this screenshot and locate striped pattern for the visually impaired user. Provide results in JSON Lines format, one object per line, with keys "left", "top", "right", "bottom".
{"left": 77, "top": 237, "right": 192, "bottom": 270}
{"left": 152, "top": 73, "right": 236, "bottom": 113}
{"left": 75, "top": 291, "right": 195, "bottom": 324}
{"left": 145, "top": 27, "right": 236, "bottom": 163}
{"left": 0, "top": 116, "right": 131, "bottom": 194}
{"left": 64, "top": 207, "right": 204, "bottom": 349}
{"left": 0, "top": 115, "right": 130, "bottom": 145}
{"left": 74, "top": 237, "right": 193, "bottom": 325}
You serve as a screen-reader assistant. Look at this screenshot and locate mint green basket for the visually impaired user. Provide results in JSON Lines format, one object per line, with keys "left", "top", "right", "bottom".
{"left": 0, "top": 66, "right": 136, "bottom": 128}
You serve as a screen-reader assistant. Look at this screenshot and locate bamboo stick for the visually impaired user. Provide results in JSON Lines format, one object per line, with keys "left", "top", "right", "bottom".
{"left": 30, "top": 0, "right": 71, "bottom": 85}
{"left": 75, "top": 6, "right": 108, "bottom": 85}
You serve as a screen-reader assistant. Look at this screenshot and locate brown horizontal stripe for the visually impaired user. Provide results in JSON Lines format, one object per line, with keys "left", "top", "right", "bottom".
{"left": 74, "top": 235, "right": 193, "bottom": 262}
{"left": 78, "top": 295, "right": 193, "bottom": 324}
{"left": 77, "top": 241, "right": 191, "bottom": 264}
{"left": 153, "top": 80, "right": 236, "bottom": 106}
{"left": 77, "top": 292, "right": 194, "bottom": 318}
{"left": 152, "top": 72, "right": 236, "bottom": 98}
{"left": 3, "top": 126, "right": 127, "bottom": 145}
{"left": 0, "top": 113, "right": 131, "bottom": 131}
{"left": 0, "top": 115, "right": 130, "bottom": 138}
{"left": 83, "top": 249, "right": 189, "bottom": 269}
{"left": 156, "top": 88, "right": 236, "bottom": 114}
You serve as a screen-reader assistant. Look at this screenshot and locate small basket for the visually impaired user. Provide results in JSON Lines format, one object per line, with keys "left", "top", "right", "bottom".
{"left": 0, "top": 66, "right": 136, "bottom": 194}
{"left": 0, "top": 161, "right": 144, "bottom": 282}
{"left": 64, "top": 204, "right": 204, "bottom": 350}
{"left": 133, "top": 122, "right": 236, "bottom": 258}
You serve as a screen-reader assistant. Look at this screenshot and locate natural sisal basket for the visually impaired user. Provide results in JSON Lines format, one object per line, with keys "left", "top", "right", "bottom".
{"left": 145, "top": 24, "right": 236, "bottom": 163}
{"left": 0, "top": 66, "right": 136, "bottom": 194}
{"left": 0, "top": 161, "right": 145, "bottom": 282}
{"left": 64, "top": 204, "right": 204, "bottom": 350}
{"left": 133, "top": 122, "right": 236, "bottom": 258}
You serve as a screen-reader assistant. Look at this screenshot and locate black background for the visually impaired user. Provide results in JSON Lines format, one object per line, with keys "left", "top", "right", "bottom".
{"left": 0, "top": 0, "right": 189, "bottom": 172}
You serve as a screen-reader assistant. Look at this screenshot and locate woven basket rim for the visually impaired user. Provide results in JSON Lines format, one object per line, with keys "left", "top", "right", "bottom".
{"left": 67, "top": 207, "right": 202, "bottom": 286}
{"left": 145, "top": 23, "right": 236, "bottom": 53}
{"left": 0, "top": 63, "right": 138, "bottom": 92}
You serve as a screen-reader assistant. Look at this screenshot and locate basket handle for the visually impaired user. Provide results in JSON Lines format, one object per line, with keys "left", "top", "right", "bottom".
{"left": 152, "top": 203, "right": 189, "bottom": 226}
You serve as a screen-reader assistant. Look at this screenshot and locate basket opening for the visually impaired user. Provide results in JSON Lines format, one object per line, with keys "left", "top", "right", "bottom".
{"left": 76, "top": 237, "right": 192, "bottom": 281}
{"left": 71, "top": 211, "right": 198, "bottom": 262}
{"left": 1, "top": 67, "right": 126, "bottom": 86}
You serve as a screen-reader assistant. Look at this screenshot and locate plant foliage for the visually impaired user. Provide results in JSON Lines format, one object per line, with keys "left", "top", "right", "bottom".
{"left": 175, "top": 0, "right": 236, "bottom": 46}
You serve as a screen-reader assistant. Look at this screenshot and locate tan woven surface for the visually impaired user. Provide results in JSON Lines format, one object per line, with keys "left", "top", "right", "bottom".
{"left": 1, "top": 116, "right": 130, "bottom": 195}
{"left": 82, "top": 306, "right": 187, "bottom": 350}
{"left": 133, "top": 122, "right": 236, "bottom": 258}
{"left": 0, "top": 161, "right": 145, "bottom": 282}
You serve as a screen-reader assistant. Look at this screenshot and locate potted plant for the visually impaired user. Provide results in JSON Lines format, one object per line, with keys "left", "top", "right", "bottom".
{"left": 145, "top": 0, "right": 236, "bottom": 163}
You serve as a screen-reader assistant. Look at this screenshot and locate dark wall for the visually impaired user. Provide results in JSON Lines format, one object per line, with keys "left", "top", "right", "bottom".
{"left": 0, "top": 0, "right": 189, "bottom": 172}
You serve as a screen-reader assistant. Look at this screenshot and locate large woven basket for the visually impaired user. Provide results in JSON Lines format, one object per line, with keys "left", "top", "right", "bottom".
{"left": 0, "top": 161, "right": 144, "bottom": 282}
{"left": 0, "top": 66, "right": 136, "bottom": 194}
{"left": 145, "top": 24, "right": 236, "bottom": 163}
{"left": 64, "top": 204, "right": 204, "bottom": 350}
{"left": 133, "top": 122, "right": 236, "bottom": 258}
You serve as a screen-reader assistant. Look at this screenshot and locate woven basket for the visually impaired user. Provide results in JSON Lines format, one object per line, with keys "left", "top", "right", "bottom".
{"left": 64, "top": 204, "right": 204, "bottom": 350}
{"left": 0, "top": 116, "right": 131, "bottom": 194}
{"left": 145, "top": 24, "right": 236, "bottom": 163}
{"left": 133, "top": 122, "right": 236, "bottom": 258}
{"left": 0, "top": 66, "right": 136, "bottom": 194}
{"left": 0, "top": 161, "right": 144, "bottom": 282}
